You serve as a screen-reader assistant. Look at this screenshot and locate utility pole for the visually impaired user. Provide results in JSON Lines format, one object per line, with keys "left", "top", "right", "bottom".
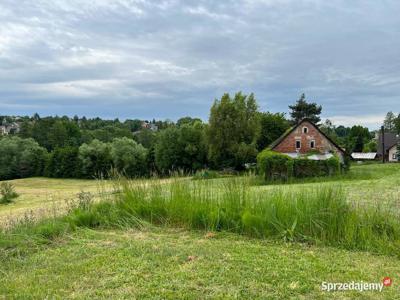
{"left": 381, "top": 126, "right": 385, "bottom": 163}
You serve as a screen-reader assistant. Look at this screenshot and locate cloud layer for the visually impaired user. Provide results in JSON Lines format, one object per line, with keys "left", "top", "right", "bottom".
{"left": 1, "top": 0, "right": 399, "bottom": 128}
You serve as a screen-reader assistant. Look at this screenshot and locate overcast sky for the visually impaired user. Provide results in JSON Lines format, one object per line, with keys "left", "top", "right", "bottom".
{"left": 0, "top": 0, "right": 399, "bottom": 129}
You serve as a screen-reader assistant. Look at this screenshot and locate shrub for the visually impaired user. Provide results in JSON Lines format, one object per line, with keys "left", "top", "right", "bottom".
{"left": 79, "top": 140, "right": 112, "bottom": 178}
{"left": 110, "top": 137, "right": 148, "bottom": 177}
{"left": 193, "top": 169, "right": 219, "bottom": 180}
{"left": 257, "top": 150, "right": 293, "bottom": 181}
{"left": 45, "top": 147, "right": 81, "bottom": 178}
{"left": 0, "top": 137, "right": 47, "bottom": 180}
{"left": 0, "top": 182, "right": 19, "bottom": 204}
{"left": 155, "top": 124, "right": 208, "bottom": 174}
{"left": 257, "top": 150, "right": 342, "bottom": 181}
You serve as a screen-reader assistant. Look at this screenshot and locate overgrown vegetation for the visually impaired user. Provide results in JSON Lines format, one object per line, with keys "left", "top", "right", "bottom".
{"left": 2, "top": 175, "right": 399, "bottom": 257}
{"left": 257, "top": 150, "right": 342, "bottom": 181}
{"left": 0, "top": 182, "right": 19, "bottom": 204}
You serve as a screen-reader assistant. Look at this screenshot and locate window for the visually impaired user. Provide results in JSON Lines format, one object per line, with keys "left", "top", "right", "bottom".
{"left": 296, "top": 140, "right": 301, "bottom": 149}
{"left": 393, "top": 153, "right": 397, "bottom": 160}
{"left": 303, "top": 127, "right": 308, "bottom": 134}
{"left": 310, "top": 140, "right": 315, "bottom": 149}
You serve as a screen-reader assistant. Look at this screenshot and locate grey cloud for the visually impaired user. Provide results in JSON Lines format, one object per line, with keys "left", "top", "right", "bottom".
{"left": 0, "top": 0, "right": 399, "bottom": 128}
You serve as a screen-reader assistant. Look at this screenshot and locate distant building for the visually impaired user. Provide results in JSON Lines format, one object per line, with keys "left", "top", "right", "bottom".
{"left": 141, "top": 121, "right": 158, "bottom": 131}
{"left": 388, "top": 144, "right": 399, "bottom": 162}
{"left": 0, "top": 122, "right": 20, "bottom": 136}
{"left": 351, "top": 152, "right": 377, "bottom": 161}
{"left": 269, "top": 118, "right": 345, "bottom": 162}
{"left": 377, "top": 132, "right": 399, "bottom": 162}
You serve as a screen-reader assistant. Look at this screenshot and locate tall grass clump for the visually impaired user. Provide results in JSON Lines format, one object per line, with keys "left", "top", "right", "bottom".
{"left": 93, "top": 176, "right": 399, "bottom": 256}
{"left": 1, "top": 175, "right": 399, "bottom": 257}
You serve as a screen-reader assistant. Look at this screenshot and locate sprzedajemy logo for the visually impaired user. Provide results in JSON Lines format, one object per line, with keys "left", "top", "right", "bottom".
{"left": 321, "top": 277, "right": 393, "bottom": 292}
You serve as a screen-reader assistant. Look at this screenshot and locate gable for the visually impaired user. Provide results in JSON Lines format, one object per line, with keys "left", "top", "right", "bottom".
{"left": 270, "top": 119, "right": 344, "bottom": 154}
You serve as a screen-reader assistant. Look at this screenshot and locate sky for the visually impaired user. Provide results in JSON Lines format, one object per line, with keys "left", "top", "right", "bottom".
{"left": 0, "top": 0, "right": 399, "bottom": 129}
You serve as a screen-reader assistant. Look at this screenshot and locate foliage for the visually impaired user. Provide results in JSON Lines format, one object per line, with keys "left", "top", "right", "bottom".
{"left": 110, "top": 137, "right": 148, "bottom": 177}
{"left": 155, "top": 123, "right": 207, "bottom": 173}
{"left": 84, "top": 126, "right": 133, "bottom": 143}
{"left": 256, "top": 112, "right": 290, "bottom": 151}
{"left": 79, "top": 140, "right": 112, "bottom": 178}
{"left": 176, "top": 116, "right": 203, "bottom": 127}
{"left": 45, "top": 147, "right": 81, "bottom": 178}
{"left": 0, "top": 182, "right": 19, "bottom": 204}
{"left": 207, "top": 92, "right": 260, "bottom": 170}
{"left": 363, "top": 139, "right": 377, "bottom": 152}
{"left": 192, "top": 169, "right": 220, "bottom": 180}
{"left": 319, "top": 119, "right": 340, "bottom": 145}
{"left": 288, "top": 93, "right": 322, "bottom": 124}
{"left": 397, "top": 144, "right": 400, "bottom": 162}
{"left": 383, "top": 111, "right": 397, "bottom": 132}
{"left": 257, "top": 150, "right": 293, "bottom": 181}
{"left": 51, "top": 177, "right": 399, "bottom": 256}
{"left": 257, "top": 150, "right": 341, "bottom": 181}
{"left": 0, "top": 137, "right": 48, "bottom": 180}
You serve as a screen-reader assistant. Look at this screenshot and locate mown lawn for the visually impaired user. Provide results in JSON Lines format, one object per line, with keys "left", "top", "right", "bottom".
{"left": 1, "top": 227, "right": 399, "bottom": 299}
{"left": 0, "top": 178, "right": 101, "bottom": 227}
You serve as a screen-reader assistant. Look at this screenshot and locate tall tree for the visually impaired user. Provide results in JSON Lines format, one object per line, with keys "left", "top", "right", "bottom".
{"left": 395, "top": 113, "right": 400, "bottom": 134}
{"left": 256, "top": 112, "right": 290, "bottom": 151}
{"left": 397, "top": 143, "right": 400, "bottom": 162}
{"left": 155, "top": 122, "right": 207, "bottom": 173}
{"left": 110, "top": 137, "right": 148, "bottom": 177}
{"left": 289, "top": 93, "right": 322, "bottom": 124}
{"left": 383, "top": 111, "right": 397, "bottom": 132}
{"left": 207, "top": 92, "right": 260, "bottom": 169}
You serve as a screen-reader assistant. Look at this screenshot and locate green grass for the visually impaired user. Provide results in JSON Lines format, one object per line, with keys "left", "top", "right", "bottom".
{"left": 0, "top": 178, "right": 101, "bottom": 226}
{"left": 1, "top": 227, "right": 399, "bottom": 299}
{"left": 1, "top": 163, "right": 400, "bottom": 298}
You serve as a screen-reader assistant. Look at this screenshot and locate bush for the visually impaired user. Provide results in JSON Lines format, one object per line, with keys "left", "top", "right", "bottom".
{"left": 110, "top": 137, "right": 148, "bottom": 177}
{"left": 0, "top": 137, "right": 47, "bottom": 180}
{"left": 257, "top": 150, "right": 294, "bottom": 181}
{"left": 45, "top": 147, "right": 81, "bottom": 178}
{"left": 155, "top": 124, "right": 207, "bottom": 174}
{"left": 257, "top": 150, "right": 342, "bottom": 181}
{"left": 0, "top": 182, "right": 19, "bottom": 204}
{"left": 193, "top": 169, "right": 220, "bottom": 180}
{"left": 79, "top": 140, "right": 112, "bottom": 178}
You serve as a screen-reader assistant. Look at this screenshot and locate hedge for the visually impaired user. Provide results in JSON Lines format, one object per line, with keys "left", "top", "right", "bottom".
{"left": 257, "top": 150, "right": 342, "bottom": 181}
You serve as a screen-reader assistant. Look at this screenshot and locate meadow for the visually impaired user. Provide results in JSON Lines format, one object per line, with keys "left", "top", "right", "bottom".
{"left": 0, "top": 163, "right": 399, "bottom": 299}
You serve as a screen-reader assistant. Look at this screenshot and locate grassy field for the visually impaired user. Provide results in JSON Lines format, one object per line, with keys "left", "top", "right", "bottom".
{"left": 0, "top": 178, "right": 101, "bottom": 227}
{"left": 1, "top": 163, "right": 400, "bottom": 299}
{"left": 1, "top": 227, "right": 399, "bottom": 299}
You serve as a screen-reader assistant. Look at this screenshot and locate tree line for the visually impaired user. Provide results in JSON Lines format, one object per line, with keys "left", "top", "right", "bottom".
{"left": 0, "top": 93, "right": 384, "bottom": 180}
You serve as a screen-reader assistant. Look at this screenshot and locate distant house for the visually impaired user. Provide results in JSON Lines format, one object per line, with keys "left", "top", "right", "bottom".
{"left": 388, "top": 144, "right": 399, "bottom": 162}
{"left": 0, "top": 125, "right": 7, "bottom": 135}
{"left": 0, "top": 122, "right": 20, "bottom": 136}
{"left": 269, "top": 118, "right": 345, "bottom": 162}
{"left": 141, "top": 121, "right": 158, "bottom": 131}
{"left": 377, "top": 132, "right": 399, "bottom": 162}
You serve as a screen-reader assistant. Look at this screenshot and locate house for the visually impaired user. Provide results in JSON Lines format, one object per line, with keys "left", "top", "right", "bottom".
{"left": 0, "top": 125, "right": 7, "bottom": 135}
{"left": 0, "top": 122, "right": 21, "bottom": 136}
{"left": 377, "top": 132, "right": 399, "bottom": 162}
{"left": 388, "top": 144, "right": 399, "bottom": 162}
{"left": 141, "top": 121, "right": 158, "bottom": 131}
{"left": 269, "top": 118, "right": 345, "bottom": 162}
